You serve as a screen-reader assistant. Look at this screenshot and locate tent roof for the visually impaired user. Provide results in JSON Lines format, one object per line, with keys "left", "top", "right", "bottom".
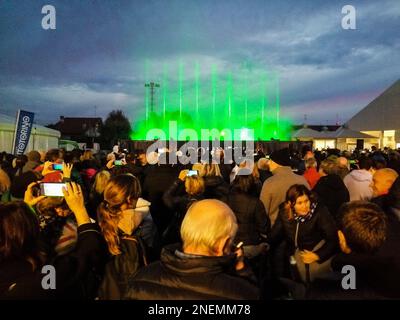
{"left": 0, "top": 113, "right": 60, "bottom": 137}
{"left": 292, "top": 127, "right": 321, "bottom": 138}
{"left": 334, "top": 127, "right": 377, "bottom": 139}
{"left": 346, "top": 79, "right": 400, "bottom": 131}
{"left": 292, "top": 125, "right": 378, "bottom": 140}
{"left": 316, "top": 130, "right": 336, "bottom": 139}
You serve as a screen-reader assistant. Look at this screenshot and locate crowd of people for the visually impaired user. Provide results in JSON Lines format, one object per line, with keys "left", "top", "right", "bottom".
{"left": 1, "top": 144, "right": 400, "bottom": 300}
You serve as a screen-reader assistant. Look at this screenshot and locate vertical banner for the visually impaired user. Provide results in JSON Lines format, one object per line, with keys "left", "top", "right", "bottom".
{"left": 12, "top": 109, "right": 35, "bottom": 155}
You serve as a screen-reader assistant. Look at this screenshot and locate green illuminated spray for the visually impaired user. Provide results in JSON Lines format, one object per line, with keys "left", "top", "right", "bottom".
{"left": 134, "top": 62, "right": 292, "bottom": 141}
{"left": 275, "top": 75, "right": 280, "bottom": 138}
{"left": 195, "top": 62, "right": 200, "bottom": 122}
{"left": 179, "top": 62, "right": 183, "bottom": 119}
{"left": 163, "top": 64, "right": 167, "bottom": 120}
{"left": 212, "top": 65, "right": 217, "bottom": 127}
{"left": 227, "top": 73, "right": 232, "bottom": 120}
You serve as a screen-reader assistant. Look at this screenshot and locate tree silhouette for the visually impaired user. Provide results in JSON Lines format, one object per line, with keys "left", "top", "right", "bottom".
{"left": 100, "top": 110, "right": 132, "bottom": 148}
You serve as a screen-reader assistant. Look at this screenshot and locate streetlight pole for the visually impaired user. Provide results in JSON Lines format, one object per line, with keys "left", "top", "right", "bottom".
{"left": 144, "top": 82, "right": 160, "bottom": 113}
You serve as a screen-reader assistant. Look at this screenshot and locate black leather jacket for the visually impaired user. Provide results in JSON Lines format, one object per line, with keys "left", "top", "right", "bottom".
{"left": 125, "top": 244, "right": 259, "bottom": 300}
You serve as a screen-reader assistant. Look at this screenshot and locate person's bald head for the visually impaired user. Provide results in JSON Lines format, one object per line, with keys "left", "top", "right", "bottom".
{"left": 371, "top": 168, "right": 399, "bottom": 197}
{"left": 181, "top": 199, "right": 238, "bottom": 256}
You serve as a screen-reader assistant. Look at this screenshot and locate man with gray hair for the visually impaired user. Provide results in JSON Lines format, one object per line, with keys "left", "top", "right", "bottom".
{"left": 125, "top": 199, "right": 259, "bottom": 300}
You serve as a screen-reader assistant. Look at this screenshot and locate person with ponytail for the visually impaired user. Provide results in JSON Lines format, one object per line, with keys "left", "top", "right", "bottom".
{"left": 268, "top": 184, "right": 339, "bottom": 283}
{"left": 97, "top": 174, "right": 155, "bottom": 299}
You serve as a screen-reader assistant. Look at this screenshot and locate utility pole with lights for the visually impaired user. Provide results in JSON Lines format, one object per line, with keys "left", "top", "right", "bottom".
{"left": 145, "top": 82, "right": 160, "bottom": 113}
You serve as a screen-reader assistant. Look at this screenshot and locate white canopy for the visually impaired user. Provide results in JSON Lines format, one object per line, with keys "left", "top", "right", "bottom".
{"left": 0, "top": 113, "right": 60, "bottom": 153}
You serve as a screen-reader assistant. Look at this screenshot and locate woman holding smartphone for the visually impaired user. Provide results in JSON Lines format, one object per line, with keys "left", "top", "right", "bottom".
{"left": 0, "top": 182, "right": 107, "bottom": 299}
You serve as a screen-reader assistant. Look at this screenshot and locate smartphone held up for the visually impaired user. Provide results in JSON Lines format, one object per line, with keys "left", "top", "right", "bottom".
{"left": 40, "top": 182, "right": 67, "bottom": 197}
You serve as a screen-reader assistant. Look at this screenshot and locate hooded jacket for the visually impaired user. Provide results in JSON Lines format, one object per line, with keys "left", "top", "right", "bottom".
{"left": 118, "top": 198, "right": 157, "bottom": 250}
{"left": 343, "top": 170, "right": 373, "bottom": 201}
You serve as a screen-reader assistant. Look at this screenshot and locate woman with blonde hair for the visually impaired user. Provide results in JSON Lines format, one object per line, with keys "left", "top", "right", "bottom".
{"left": 198, "top": 163, "right": 222, "bottom": 177}
{"left": 97, "top": 174, "right": 148, "bottom": 254}
{"left": 87, "top": 170, "right": 111, "bottom": 219}
{"left": 97, "top": 174, "right": 153, "bottom": 299}
{"left": 197, "top": 163, "right": 229, "bottom": 201}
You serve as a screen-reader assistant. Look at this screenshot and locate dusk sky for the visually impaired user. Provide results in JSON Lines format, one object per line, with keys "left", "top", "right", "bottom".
{"left": 0, "top": 0, "right": 399, "bottom": 126}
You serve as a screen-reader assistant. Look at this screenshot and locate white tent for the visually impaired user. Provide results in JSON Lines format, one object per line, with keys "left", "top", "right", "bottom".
{"left": 346, "top": 79, "right": 400, "bottom": 148}
{"left": 334, "top": 126, "right": 377, "bottom": 139}
{"left": 0, "top": 113, "right": 60, "bottom": 153}
{"left": 292, "top": 126, "right": 321, "bottom": 139}
{"left": 347, "top": 79, "right": 400, "bottom": 131}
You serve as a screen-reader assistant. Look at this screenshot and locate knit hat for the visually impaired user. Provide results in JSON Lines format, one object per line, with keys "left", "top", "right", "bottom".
{"left": 269, "top": 148, "right": 291, "bottom": 167}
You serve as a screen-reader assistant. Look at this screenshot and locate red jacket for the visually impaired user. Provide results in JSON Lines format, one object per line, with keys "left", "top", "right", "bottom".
{"left": 303, "top": 167, "right": 321, "bottom": 189}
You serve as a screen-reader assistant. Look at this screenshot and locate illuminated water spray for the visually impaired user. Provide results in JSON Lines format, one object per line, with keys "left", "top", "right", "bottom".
{"left": 227, "top": 73, "right": 232, "bottom": 120}
{"left": 179, "top": 62, "right": 183, "bottom": 119}
{"left": 195, "top": 62, "right": 200, "bottom": 122}
{"left": 133, "top": 62, "right": 291, "bottom": 140}
{"left": 163, "top": 64, "right": 167, "bottom": 120}
{"left": 275, "top": 75, "right": 280, "bottom": 138}
{"left": 212, "top": 65, "right": 217, "bottom": 126}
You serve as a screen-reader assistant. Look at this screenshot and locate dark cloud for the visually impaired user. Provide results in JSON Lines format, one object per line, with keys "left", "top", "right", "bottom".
{"left": 0, "top": 0, "right": 398, "bottom": 125}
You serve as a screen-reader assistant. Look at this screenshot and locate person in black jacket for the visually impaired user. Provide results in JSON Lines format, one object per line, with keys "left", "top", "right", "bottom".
{"left": 304, "top": 201, "right": 400, "bottom": 299}
{"left": 313, "top": 157, "right": 350, "bottom": 219}
{"left": 162, "top": 170, "right": 205, "bottom": 244}
{"left": 269, "top": 184, "right": 339, "bottom": 283}
{"left": 227, "top": 169, "right": 271, "bottom": 290}
{"left": 370, "top": 171, "right": 400, "bottom": 266}
{"left": 125, "top": 199, "right": 259, "bottom": 300}
{"left": 227, "top": 169, "right": 270, "bottom": 247}
{"left": 142, "top": 161, "right": 181, "bottom": 236}
{"left": 0, "top": 182, "right": 107, "bottom": 299}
